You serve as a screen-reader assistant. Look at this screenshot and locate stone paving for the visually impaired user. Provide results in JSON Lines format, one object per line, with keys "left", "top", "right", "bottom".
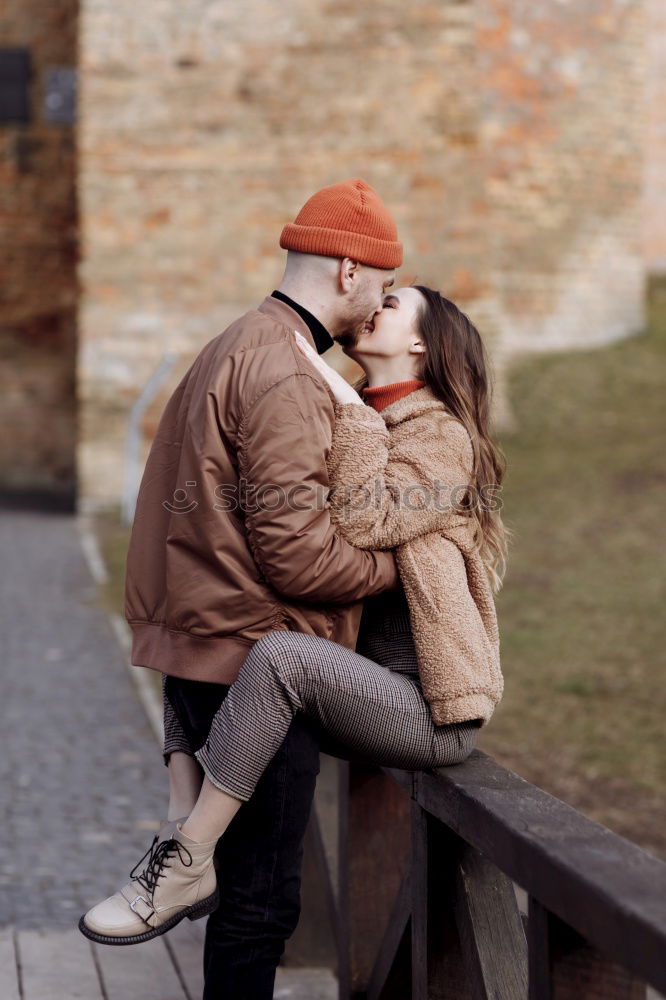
{"left": 1, "top": 509, "right": 659, "bottom": 1000}
{"left": 0, "top": 509, "right": 167, "bottom": 929}
{"left": 0, "top": 509, "right": 339, "bottom": 998}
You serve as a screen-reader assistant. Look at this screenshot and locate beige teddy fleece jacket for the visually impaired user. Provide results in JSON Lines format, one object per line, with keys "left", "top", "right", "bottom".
{"left": 326, "top": 385, "right": 503, "bottom": 727}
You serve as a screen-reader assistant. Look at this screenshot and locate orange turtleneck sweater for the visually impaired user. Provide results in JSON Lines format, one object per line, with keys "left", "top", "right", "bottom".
{"left": 361, "top": 379, "right": 426, "bottom": 412}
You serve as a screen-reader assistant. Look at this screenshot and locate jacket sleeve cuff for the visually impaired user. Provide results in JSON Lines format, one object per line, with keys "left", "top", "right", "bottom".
{"left": 333, "top": 400, "right": 387, "bottom": 430}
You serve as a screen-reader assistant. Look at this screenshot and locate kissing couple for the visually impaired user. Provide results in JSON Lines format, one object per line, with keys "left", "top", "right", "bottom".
{"left": 79, "top": 178, "right": 508, "bottom": 1000}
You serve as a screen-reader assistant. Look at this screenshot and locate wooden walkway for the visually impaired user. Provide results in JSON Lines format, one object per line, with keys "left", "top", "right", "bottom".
{"left": 1, "top": 921, "right": 337, "bottom": 1000}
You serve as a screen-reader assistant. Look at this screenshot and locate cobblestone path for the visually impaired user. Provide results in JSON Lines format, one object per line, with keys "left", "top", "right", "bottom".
{"left": 0, "top": 510, "right": 167, "bottom": 929}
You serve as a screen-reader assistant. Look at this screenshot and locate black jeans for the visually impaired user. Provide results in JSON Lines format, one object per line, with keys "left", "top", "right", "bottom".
{"left": 164, "top": 677, "right": 321, "bottom": 1000}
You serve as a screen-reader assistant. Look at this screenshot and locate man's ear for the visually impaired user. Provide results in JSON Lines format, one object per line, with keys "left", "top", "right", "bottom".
{"left": 339, "top": 257, "right": 360, "bottom": 292}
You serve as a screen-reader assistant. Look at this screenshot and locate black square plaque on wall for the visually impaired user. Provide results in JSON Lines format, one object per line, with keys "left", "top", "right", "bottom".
{"left": 0, "top": 47, "right": 31, "bottom": 124}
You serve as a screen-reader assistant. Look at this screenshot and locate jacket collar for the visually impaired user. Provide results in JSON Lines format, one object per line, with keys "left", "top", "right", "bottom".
{"left": 377, "top": 385, "right": 452, "bottom": 427}
{"left": 271, "top": 291, "right": 334, "bottom": 354}
{"left": 257, "top": 295, "right": 333, "bottom": 355}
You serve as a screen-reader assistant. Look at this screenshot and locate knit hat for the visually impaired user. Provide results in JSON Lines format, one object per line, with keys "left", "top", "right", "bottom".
{"left": 280, "top": 178, "right": 402, "bottom": 270}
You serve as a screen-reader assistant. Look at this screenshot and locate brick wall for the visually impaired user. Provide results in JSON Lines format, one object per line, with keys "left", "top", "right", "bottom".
{"left": 645, "top": 0, "right": 666, "bottom": 273}
{"left": 77, "top": 0, "right": 647, "bottom": 507}
{"left": 0, "top": 0, "right": 78, "bottom": 506}
{"left": 480, "top": 0, "right": 646, "bottom": 354}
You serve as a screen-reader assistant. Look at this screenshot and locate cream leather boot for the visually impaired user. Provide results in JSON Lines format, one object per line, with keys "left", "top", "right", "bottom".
{"left": 79, "top": 823, "right": 219, "bottom": 945}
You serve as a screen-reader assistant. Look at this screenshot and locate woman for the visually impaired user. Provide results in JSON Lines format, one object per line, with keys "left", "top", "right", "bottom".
{"left": 80, "top": 285, "right": 508, "bottom": 945}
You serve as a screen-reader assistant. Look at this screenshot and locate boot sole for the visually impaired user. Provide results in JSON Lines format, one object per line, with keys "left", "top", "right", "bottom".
{"left": 78, "top": 886, "right": 220, "bottom": 946}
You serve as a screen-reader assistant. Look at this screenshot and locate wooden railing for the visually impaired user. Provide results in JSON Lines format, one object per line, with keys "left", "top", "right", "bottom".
{"left": 303, "top": 750, "right": 666, "bottom": 1000}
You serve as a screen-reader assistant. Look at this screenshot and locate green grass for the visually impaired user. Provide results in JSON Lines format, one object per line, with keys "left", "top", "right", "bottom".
{"left": 95, "top": 510, "right": 164, "bottom": 704}
{"left": 96, "top": 508, "right": 130, "bottom": 617}
{"left": 95, "top": 282, "right": 666, "bottom": 856}
{"left": 478, "top": 279, "right": 666, "bottom": 856}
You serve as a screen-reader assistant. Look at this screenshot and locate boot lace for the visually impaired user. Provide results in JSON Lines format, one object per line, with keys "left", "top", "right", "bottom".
{"left": 130, "top": 837, "right": 193, "bottom": 897}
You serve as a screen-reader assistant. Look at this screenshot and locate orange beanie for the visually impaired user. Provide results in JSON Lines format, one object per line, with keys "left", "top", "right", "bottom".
{"left": 280, "top": 178, "right": 403, "bottom": 270}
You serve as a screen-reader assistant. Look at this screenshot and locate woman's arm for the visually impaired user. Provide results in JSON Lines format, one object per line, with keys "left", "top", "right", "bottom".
{"left": 292, "top": 329, "right": 474, "bottom": 550}
{"left": 326, "top": 401, "right": 474, "bottom": 549}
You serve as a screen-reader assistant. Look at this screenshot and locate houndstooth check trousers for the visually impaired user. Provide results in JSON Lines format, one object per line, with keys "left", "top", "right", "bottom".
{"left": 162, "top": 589, "right": 480, "bottom": 801}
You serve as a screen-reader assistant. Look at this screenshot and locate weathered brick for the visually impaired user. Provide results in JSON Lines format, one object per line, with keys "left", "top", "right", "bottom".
{"left": 0, "top": 0, "right": 78, "bottom": 503}
{"left": 75, "top": 0, "right": 650, "bottom": 506}
{"left": 2, "top": 1, "right": 659, "bottom": 508}
{"left": 645, "top": 0, "right": 666, "bottom": 272}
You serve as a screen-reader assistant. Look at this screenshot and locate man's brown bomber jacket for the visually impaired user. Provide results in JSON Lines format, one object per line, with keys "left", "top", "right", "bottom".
{"left": 125, "top": 295, "right": 399, "bottom": 684}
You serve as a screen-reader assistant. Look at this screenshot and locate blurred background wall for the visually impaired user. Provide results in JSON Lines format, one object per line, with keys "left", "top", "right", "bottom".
{"left": 0, "top": 0, "right": 662, "bottom": 509}
{"left": 645, "top": 0, "right": 666, "bottom": 274}
{"left": 0, "top": 0, "right": 78, "bottom": 509}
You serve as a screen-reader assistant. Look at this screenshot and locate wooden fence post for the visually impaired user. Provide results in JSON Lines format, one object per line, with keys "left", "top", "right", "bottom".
{"left": 410, "top": 802, "right": 472, "bottom": 1000}
{"left": 528, "top": 897, "right": 646, "bottom": 1000}
{"left": 330, "top": 754, "right": 666, "bottom": 998}
{"left": 454, "top": 843, "right": 528, "bottom": 999}
{"left": 338, "top": 761, "right": 411, "bottom": 999}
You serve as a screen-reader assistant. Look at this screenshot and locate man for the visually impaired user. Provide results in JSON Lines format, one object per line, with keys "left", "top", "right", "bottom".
{"left": 81, "top": 178, "right": 402, "bottom": 996}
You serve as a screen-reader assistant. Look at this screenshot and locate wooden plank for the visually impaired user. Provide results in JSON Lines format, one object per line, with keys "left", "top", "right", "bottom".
{"left": 337, "top": 761, "right": 352, "bottom": 1000}
{"left": 550, "top": 940, "right": 646, "bottom": 1000}
{"left": 455, "top": 844, "right": 528, "bottom": 1000}
{"left": 533, "top": 902, "right": 646, "bottom": 1000}
{"left": 529, "top": 896, "right": 647, "bottom": 1000}
{"left": 528, "top": 896, "right": 553, "bottom": 1000}
{"left": 0, "top": 929, "right": 20, "bottom": 1000}
{"left": 410, "top": 753, "right": 666, "bottom": 993}
{"left": 166, "top": 918, "right": 206, "bottom": 1000}
{"left": 274, "top": 967, "right": 338, "bottom": 999}
{"left": 411, "top": 805, "right": 471, "bottom": 1000}
{"left": 410, "top": 805, "right": 428, "bottom": 1000}
{"left": 383, "top": 767, "right": 415, "bottom": 795}
{"left": 17, "top": 928, "right": 103, "bottom": 1000}
{"left": 338, "top": 762, "right": 411, "bottom": 998}
{"left": 309, "top": 802, "right": 340, "bottom": 948}
{"left": 140, "top": 916, "right": 339, "bottom": 1000}
{"left": 287, "top": 804, "right": 338, "bottom": 968}
{"left": 315, "top": 753, "right": 342, "bottom": 894}
{"left": 93, "top": 934, "right": 186, "bottom": 999}
{"left": 366, "top": 869, "right": 411, "bottom": 1000}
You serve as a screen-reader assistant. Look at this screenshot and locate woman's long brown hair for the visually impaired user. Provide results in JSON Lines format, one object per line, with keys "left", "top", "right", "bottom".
{"left": 354, "top": 286, "right": 509, "bottom": 591}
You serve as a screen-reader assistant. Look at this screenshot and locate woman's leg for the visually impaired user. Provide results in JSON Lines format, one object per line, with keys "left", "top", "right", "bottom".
{"left": 80, "top": 631, "right": 476, "bottom": 944}
{"left": 79, "top": 677, "right": 230, "bottom": 944}
{"left": 181, "top": 629, "right": 478, "bottom": 843}
{"left": 167, "top": 753, "right": 204, "bottom": 820}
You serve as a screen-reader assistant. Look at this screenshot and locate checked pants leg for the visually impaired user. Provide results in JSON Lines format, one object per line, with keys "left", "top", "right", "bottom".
{"left": 163, "top": 675, "right": 320, "bottom": 1000}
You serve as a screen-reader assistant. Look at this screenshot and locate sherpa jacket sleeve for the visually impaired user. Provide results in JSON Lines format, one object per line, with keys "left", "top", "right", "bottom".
{"left": 326, "top": 401, "right": 474, "bottom": 549}
{"left": 237, "top": 373, "right": 400, "bottom": 604}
